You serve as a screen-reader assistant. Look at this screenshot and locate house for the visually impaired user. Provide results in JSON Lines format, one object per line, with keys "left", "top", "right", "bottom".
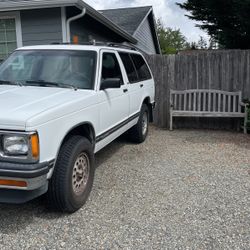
{"left": 100, "top": 6, "right": 161, "bottom": 54}
{"left": 0, "top": 0, "right": 160, "bottom": 62}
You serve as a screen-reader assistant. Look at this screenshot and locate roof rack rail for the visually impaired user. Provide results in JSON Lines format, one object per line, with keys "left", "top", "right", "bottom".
{"left": 50, "top": 41, "right": 137, "bottom": 51}
{"left": 106, "top": 43, "right": 137, "bottom": 51}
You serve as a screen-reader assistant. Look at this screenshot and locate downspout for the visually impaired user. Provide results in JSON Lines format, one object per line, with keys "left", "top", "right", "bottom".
{"left": 66, "top": 8, "right": 86, "bottom": 43}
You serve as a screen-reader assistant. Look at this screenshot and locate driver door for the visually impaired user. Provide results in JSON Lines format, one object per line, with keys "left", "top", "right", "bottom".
{"left": 97, "top": 50, "right": 130, "bottom": 141}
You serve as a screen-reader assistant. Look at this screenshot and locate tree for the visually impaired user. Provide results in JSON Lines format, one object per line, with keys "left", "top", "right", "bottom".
{"left": 208, "top": 37, "right": 218, "bottom": 50}
{"left": 177, "top": 0, "right": 250, "bottom": 49}
{"left": 197, "top": 36, "right": 208, "bottom": 49}
{"left": 157, "top": 19, "right": 191, "bottom": 54}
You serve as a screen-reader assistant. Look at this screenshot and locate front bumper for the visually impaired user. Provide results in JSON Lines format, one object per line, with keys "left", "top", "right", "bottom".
{"left": 0, "top": 160, "right": 54, "bottom": 203}
{"left": 0, "top": 161, "right": 53, "bottom": 178}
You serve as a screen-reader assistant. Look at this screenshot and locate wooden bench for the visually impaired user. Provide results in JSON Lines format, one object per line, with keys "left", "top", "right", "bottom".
{"left": 170, "top": 89, "right": 248, "bottom": 133}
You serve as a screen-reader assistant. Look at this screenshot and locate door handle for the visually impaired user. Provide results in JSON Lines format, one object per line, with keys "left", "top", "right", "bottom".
{"left": 123, "top": 89, "right": 128, "bottom": 93}
{"left": 140, "top": 84, "right": 144, "bottom": 88}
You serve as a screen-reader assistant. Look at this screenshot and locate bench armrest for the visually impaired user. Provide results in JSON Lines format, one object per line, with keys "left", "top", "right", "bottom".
{"left": 240, "top": 102, "right": 249, "bottom": 107}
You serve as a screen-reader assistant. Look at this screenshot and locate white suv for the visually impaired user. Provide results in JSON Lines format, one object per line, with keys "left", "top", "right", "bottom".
{"left": 0, "top": 44, "right": 155, "bottom": 212}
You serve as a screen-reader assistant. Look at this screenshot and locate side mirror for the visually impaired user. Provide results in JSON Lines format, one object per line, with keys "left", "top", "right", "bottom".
{"left": 101, "top": 78, "right": 121, "bottom": 90}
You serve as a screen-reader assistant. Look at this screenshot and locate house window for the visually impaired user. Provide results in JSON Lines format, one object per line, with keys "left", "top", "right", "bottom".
{"left": 0, "top": 19, "right": 17, "bottom": 61}
{"left": 0, "top": 13, "right": 22, "bottom": 62}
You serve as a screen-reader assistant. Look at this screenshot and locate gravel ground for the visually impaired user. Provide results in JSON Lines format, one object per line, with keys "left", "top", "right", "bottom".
{"left": 0, "top": 126, "right": 249, "bottom": 249}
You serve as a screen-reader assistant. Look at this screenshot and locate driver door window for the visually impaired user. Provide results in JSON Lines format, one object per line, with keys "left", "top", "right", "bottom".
{"left": 101, "top": 53, "right": 123, "bottom": 85}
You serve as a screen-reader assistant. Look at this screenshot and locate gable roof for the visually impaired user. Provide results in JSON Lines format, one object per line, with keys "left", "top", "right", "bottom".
{"left": 100, "top": 6, "right": 161, "bottom": 54}
{"left": 99, "top": 6, "right": 152, "bottom": 36}
{"left": 0, "top": 0, "right": 137, "bottom": 44}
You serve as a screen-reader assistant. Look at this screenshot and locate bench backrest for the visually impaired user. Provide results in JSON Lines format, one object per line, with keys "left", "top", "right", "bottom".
{"left": 170, "top": 89, "right": 242, "bottom": 113}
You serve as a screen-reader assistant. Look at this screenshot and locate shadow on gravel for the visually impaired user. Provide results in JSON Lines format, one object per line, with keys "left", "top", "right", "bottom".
{"left": 0, "top": 135, "right": 129, "bottom": 235}
{"left": 95, "top": 134, "right": 130, "bottom": 169}
{"left": 170, "top": 129, "right": 250, "bottom": 148}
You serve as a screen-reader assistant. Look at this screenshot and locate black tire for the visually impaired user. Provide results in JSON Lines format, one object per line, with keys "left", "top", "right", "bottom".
{"left": 47, "top": 136, "right": 94, "bottom": 213}
{"left": 129, "top": 104, "right": 149, "bottom": 143}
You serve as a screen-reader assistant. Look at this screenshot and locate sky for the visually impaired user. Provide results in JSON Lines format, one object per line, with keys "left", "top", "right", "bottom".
{"left": 84, "top": 0, "right": 208, "bottom": 43}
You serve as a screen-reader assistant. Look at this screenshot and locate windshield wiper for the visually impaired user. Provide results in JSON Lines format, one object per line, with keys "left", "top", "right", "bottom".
{"left": 0, "top": 80, "right": 23, "bottom": 86}
{"left": 25, "top": 80, "right": 77, "bottom": 90}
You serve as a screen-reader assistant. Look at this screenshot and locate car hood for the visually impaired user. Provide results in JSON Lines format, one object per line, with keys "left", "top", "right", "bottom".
{"left": 0, "top": 85, "right": 95, "bottom": 129}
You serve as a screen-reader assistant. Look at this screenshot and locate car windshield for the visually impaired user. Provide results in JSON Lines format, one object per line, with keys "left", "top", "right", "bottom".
{"left": 0, "top": 50, "right": 97, "bottom": 90}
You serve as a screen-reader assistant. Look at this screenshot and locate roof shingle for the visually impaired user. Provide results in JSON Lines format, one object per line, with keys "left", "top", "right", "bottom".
{"left": 99, "top": 6, "right": 152, "bottom": 35}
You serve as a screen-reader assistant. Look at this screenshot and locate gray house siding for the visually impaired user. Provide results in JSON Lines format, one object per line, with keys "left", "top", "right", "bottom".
{"left": 134, "top": 17, "right": 156, "bottom": 54}
{"left": 21, "top": 8, "right": 62, "bottom": 46}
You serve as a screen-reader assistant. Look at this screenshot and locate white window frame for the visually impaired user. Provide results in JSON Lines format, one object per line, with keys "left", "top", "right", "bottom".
{"left": 0, "top": 11, "right": 23, "bottom": 48}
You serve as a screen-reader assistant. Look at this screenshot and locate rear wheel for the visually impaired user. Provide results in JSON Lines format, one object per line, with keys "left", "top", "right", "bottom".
{"left": 129, "top": 104, "right": 149, "bottom": 143}
{"left": 47, "top": 136, "right": 94, "bottom": 213}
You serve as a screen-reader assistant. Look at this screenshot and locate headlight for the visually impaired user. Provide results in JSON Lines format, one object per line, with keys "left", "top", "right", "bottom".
{"left": 0, "top": 132, "right": 39, "bottom": 162}
{"left": 3, "top": 136, "right": 29, "bottom": 155}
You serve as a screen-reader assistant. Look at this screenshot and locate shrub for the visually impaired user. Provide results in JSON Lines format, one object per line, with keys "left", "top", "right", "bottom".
{"left": 244, "top": 99, "right": 250, "bottom": 131}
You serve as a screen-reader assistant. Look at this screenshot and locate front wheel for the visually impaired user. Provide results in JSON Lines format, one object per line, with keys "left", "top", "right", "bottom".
{"left": 47, "top": 136, "right": 95, "bottom": 213}
{"left": 128, "top": 104, "right": 149, "bottom": 143}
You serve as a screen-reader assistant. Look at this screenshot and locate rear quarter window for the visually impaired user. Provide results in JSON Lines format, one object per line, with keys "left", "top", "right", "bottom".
{"left": 130, "top": 54, "right": 152, "bottom": 81}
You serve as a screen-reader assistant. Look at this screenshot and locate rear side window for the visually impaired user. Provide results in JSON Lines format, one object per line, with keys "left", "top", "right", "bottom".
{"left": 119, "top": 52, "right": 138, "bottom": 83}
{"left": 130, "top": 54, "right": 152, "bottom": 81}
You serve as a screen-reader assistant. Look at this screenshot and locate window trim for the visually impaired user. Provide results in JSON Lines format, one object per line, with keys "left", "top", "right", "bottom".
{"left": 0, "top": 11, "right": 23, "bottom": 48}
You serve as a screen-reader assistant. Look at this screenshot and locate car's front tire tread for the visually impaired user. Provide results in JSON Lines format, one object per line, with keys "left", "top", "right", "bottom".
{"left": 47, "top": 135, "right": 94, "bottom": 213}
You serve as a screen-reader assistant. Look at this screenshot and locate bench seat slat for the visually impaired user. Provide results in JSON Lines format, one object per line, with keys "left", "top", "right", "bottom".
{"left": 198, "top": 92, "right": 201, "bottom": 111}
{"left": 203, "top": 92, "right": 206, "bottom": 111}
{"left": 178, "top": 94, "right": 182, "bottom": 110}
{"left": 184, "top": 93, "right": 187, "bottom": 111}
{"left": 228, "top": 95, "right": 231, "bottom": 112}
{"left": 174, "top": 94, "right": 177, "bottom": 109}
{"left": 218, "top": 93, "right": 221, "bottom": 112}
{"left": 208, "top": 92, "right": 211, "bottom": 112}
{"left": 213, "top": 92, "right": 216, "bottom": 111}
{"left": 172, "top": 111, "right": 245, "bottom": 118}
{"left": 193, "top": 92, "right": 197, "bottom": 111}
{"left": 223, "top": 94, "right": 226, "bottom": 112}
{"left": 188, "top": 93, "right": 191, "bottom": 111}
{"left": 233, "top": 95, "right": 236, "bottom": 113}
{"left": 171, "top": 89, "right": 242, "bottom": 95}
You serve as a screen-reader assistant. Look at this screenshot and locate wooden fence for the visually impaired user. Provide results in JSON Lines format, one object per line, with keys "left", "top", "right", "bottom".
{"left": 145, "top": 50, "right": 250, "bottom": 129}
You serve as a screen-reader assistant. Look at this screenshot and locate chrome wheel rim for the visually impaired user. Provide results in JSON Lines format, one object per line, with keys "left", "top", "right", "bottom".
{"left": 72, "top": 152, "right": 90, "bottom": 195}
{"left": 142, "top": 112, "right": 148, "bottom": 136}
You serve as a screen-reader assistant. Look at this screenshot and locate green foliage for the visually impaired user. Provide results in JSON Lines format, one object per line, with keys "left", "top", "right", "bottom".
{"left": 197, "top": 36, "right": 208, "bottom": 49}
{"left": 248, "top": 107, "right": 250, "bottom": 130}
{"left": 245, "top": 100, "right": 250, "bottom": 130}
{"left": 157, "top": 19, "right": 191, "bottom": 54}
{"left": 177, "top": 0, "right": 250, "bottom": 49}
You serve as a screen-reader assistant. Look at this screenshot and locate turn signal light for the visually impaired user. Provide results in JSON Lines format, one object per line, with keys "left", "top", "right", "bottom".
{"left": 30, "top": 134, "right": 39, "bottom": 159}
{"left": 0, "top": 179, "right": 27, "bottom": 187}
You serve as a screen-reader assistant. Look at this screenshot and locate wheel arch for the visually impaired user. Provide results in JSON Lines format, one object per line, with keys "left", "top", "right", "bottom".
{"left": 52, "top": 122, "right": 96, "bottom": 169}
{"left": 61, "top": 122, "right": 96, "bottom": 146}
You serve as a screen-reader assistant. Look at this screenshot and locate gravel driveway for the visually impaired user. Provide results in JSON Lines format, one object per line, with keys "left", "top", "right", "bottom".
{"left": 0, "top": 126, "right": 249, "bottom": 249}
